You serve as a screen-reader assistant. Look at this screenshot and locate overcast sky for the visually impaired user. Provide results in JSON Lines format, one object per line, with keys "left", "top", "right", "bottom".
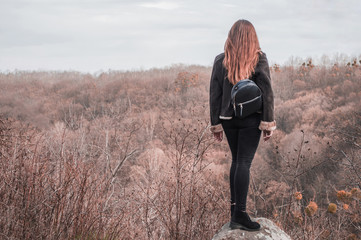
{"left": 1, "top": 0, "right": 360, "bottom": 73}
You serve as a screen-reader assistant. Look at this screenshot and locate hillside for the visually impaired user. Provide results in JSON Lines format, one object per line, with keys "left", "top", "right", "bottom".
{"left": 0, "top": 59, "right": 360, "bottom": 239}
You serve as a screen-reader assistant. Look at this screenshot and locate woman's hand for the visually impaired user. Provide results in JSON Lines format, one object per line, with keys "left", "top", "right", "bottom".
{"left": 213, "top": 131, "right": 223, "bottom": 142}
{"left": 263, "top": 130, "right": 273, "bottom": 141}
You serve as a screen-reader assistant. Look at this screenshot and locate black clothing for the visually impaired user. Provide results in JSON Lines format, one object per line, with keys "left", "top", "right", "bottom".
{"left": 209, "top": 51, "right": 276, "bottom": 226}
{"left": 209, "top": 52, "right": 275, "bottom": 131}
{"left": 221, "top": 112, "right": 261, "bottom": 212}
{"left": 230, "top": 210, "right": 261, "bottom": 231}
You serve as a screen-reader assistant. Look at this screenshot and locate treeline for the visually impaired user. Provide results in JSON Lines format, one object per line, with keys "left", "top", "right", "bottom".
{"left": 0, "top": 58, "right": 360, "bottom": 239}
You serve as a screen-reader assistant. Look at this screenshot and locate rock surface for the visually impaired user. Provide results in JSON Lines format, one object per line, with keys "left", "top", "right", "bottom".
{"left": 212, "top": 218, "right": 291, "bottom": 240}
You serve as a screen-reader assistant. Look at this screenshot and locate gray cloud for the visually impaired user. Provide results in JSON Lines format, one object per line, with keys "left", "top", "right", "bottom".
{"left": 0, "top": 0, "right": 360, "bottom": 72}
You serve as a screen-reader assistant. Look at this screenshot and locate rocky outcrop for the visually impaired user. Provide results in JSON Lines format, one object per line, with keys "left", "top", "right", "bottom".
{"left": 212, "top": 218, "right": 291, "bottom": 240}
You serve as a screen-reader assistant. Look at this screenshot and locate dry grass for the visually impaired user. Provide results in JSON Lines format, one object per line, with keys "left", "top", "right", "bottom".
{"left": 0, "top": 57, "right": 360, "bottom": 239}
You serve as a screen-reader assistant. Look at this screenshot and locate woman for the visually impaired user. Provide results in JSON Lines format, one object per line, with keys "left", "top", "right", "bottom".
{"left": 209, "top": 19, "right": 276, "bottom": 231}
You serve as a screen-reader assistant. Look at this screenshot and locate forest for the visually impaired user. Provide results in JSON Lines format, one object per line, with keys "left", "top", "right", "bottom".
{"left": 0, "top": 56, "right": 360, "bottom": 239}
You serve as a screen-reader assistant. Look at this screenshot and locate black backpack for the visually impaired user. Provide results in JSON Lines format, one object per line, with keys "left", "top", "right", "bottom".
{"left": 231, "top": 79, "right": 262, "bottom": 119}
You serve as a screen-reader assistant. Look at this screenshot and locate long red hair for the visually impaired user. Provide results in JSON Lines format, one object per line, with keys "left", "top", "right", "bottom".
{"left": 223, "top": 20, "right": 261, "bottom": 85}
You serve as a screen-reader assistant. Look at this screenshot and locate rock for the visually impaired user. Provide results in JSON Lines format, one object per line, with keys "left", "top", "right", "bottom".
{"left": 212, "top": 218, "right": 291, "bottom": 240}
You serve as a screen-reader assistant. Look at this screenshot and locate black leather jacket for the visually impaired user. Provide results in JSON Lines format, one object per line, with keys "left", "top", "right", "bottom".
{"left": 209, "top": 52, "right": 276, "bottom": 133}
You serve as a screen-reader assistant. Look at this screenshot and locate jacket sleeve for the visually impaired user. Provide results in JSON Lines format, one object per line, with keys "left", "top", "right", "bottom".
{"left": 209, "top": 57, "right": 223, "bottom": 133}
{"left": 254, "top": 53, "right": 277, "bottom": 131}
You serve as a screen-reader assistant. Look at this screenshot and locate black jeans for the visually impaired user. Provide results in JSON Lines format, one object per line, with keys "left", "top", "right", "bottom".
{"left": 221, "top": 112, "right": 261, "bottom": 212}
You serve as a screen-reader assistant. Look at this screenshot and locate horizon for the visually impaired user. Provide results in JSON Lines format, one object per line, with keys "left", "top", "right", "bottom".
{"left": 0, "top": 52, "right": 359, "bottom": 75}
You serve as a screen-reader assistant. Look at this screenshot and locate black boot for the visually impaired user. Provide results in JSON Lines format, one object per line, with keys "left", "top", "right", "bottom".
{"left": 230, "top": 202, "right": 235, "bottom": 218}
{"left": 230, "top": 210, "right": 261, "bottom": 231}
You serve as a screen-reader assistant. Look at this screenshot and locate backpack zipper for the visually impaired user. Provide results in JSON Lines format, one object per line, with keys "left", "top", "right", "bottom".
{"left": 236, "top": 95, "right": 262, "bottom": 117}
